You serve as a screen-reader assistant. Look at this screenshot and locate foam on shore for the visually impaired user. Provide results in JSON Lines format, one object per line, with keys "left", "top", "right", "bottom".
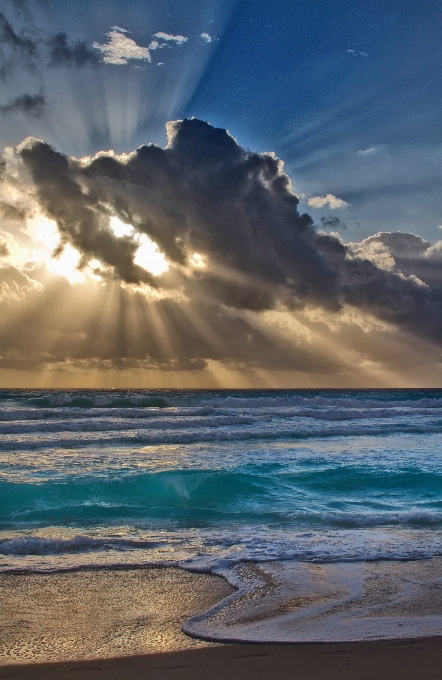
{"left": 186, "top": 557, "right": 442, "bottom": 642}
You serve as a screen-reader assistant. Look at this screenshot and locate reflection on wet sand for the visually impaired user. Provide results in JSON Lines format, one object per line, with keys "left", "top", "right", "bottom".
{"left": 0, "top": 568, "right": 233, "bottom": 663}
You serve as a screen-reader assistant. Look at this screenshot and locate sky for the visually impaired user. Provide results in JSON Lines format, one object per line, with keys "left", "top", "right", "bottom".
{"left": 0, "top": 0, "right": 441, "bottom": 388}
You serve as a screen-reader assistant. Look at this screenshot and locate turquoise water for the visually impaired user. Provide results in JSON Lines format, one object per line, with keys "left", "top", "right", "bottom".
{"left": 1, "top": 389, "right": 442, "bottom": 572}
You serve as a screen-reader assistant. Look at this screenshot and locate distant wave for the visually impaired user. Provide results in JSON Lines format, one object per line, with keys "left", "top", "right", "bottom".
{"left": 197, "top": 393, "right": 442, "bottom": 410}
{"left": 2, "top": 388, "right": 442, "bottom": 412}
{"left": 0, "top": 419, "right": 440, "bottom": 451}
{"left": 0, "top": 413, "right": 269, "bottom": 435}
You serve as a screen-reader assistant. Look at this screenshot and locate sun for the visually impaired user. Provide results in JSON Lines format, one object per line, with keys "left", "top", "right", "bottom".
{"left": 109, "top": 216, "right": 169, "bottom": 276}
{"left": 22, "top": 214, "right": 171, "bottom": 283}
{"left": 134, "top": 234, "right": 169, "bottom": 276}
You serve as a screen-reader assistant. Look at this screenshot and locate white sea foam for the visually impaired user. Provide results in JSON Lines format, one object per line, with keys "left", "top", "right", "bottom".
{"left": 0, "top": 413, "right": 269, "bottom": 435}
{"left": 198, "top": 394, "right": 442, "bottom": 410}
{"left": 1, "top": 526, "right": 442, "bottom": 572}
{"left": 184, "top": 559, "right": 442, "bottom": 642}
{"left": 0, "top": 406, "right": 217, "bottom": 421}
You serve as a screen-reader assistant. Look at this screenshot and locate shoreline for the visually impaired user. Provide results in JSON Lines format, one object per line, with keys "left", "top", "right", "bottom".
{"left": 2, "top": 558, "right": 442, "bottom": 675}
{"left": 183, "top": 557, "right": 442, "bottom": 643}
{"left": 2, "top": 638, "right": 442, "bottom": 680}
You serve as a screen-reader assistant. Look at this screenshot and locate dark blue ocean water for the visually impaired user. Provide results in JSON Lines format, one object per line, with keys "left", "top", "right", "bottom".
{"left": 1, "top": 389, "right": 442, "bottom": 573}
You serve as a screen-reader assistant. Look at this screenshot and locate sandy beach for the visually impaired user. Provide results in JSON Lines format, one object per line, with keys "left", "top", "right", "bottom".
{"left": 2, "top": 562, "right": 442, "bottom": 679}
{"left": 0, "top": 568, "right": 233, "bottom": 664}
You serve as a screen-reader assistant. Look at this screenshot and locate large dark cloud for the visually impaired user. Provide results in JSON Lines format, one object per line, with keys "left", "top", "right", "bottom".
{"left": 19, "top": 119, "right": 341, "bottom": 311}
{"left": 17, "top": 118, "right": 442, "bottom": 346}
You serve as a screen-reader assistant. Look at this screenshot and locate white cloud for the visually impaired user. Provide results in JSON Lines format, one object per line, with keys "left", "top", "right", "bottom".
{"left": 347, "top": 49, "right": 368, "bottom": 57}
{"left": 93, "top": 27, "right": 151, "bottom": 65}
{"left": 200, "top": 33, "right": 212, "bottom": 42}
{"left": 308, "top": 194, "right": 349, "bottom": 209}
{"left": 357, "top": 147, "right": 377, "bottom": 155}
{"left": 348, "top": 237, "right": 395, "bottom": 271}
{"left": 148, "top": 40, "right": 159, "bottom": 50}
{"left": 153, "top": 32, "right": 188, "bottom": 44}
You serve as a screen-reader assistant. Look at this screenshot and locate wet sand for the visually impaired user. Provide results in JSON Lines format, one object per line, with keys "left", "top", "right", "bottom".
{"left": 185, "top": 557, "right": 442, "bottom": 642}
{"left": 2, "top": 562, "right": 442, "bottom": 679}
{"left": 0, "top": 568, "right": 233, "bottom": 664}
{"left": 2, "top": 639, "right": 442, "bottom": 680}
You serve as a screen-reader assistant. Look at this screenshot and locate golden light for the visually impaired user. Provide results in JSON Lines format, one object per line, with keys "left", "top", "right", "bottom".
{"left": 189, "top": 252, "right": 206, "bottom": 268}
{"left": 26, "top": 214, "right": 60, "bottom": 252}
{"left": 46, "top": 244, "right": 84, "bottom": 283}
{"left": 23, "top": 215, "right": 111, "bottom": 284}
{"left": 109, "top": 215, "right": 133, "bottom": 237}
{"left": 25, "top": 215, "right": 85, "bottom": 284}
{"left": 109, "top": 216, "right": 169, "bottom": 277}
{"left": 134, "top": 234, "right": 169, "bottom": 276}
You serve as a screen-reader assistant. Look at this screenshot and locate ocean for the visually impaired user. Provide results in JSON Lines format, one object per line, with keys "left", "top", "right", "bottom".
{"left": 2, "top": 388, "right": 442, "bottom": 642}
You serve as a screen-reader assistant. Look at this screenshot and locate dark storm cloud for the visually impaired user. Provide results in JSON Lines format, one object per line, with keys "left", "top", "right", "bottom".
{"left": 19, "top": 119, "right": 341, "bottom": 311}
{"left": 18, "top": 118, "right": 442, "bottom": 345}
{"left": 0, "top": 92, "right": 46, "bottom": 117}
{"left": 18, "top": 139, "right": 158, "bottom": 285}
{"left": 46, "top": 32, "right": 99, "bottom": 68}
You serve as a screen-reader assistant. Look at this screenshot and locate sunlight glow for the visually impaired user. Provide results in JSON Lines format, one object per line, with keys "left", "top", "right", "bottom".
{"left": 26, "top": 215, "right": 85, "bottom": 283}
{"left": 26, "top": 215, "right": 60, "bottom": 251}
{"left": 189, "top": 252, "right": 206, "bottom": 268}
{"left": 134, "top": 234, "right": 169, "bottom": 276}
{"left": 46, "top": 244, "right": 84, "bottom": 283}
{"left": 25, "top": 215, "right": 104, "bottom": 284}
{"left": 109, "top": 216, "right": 134, "bottom": 237}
